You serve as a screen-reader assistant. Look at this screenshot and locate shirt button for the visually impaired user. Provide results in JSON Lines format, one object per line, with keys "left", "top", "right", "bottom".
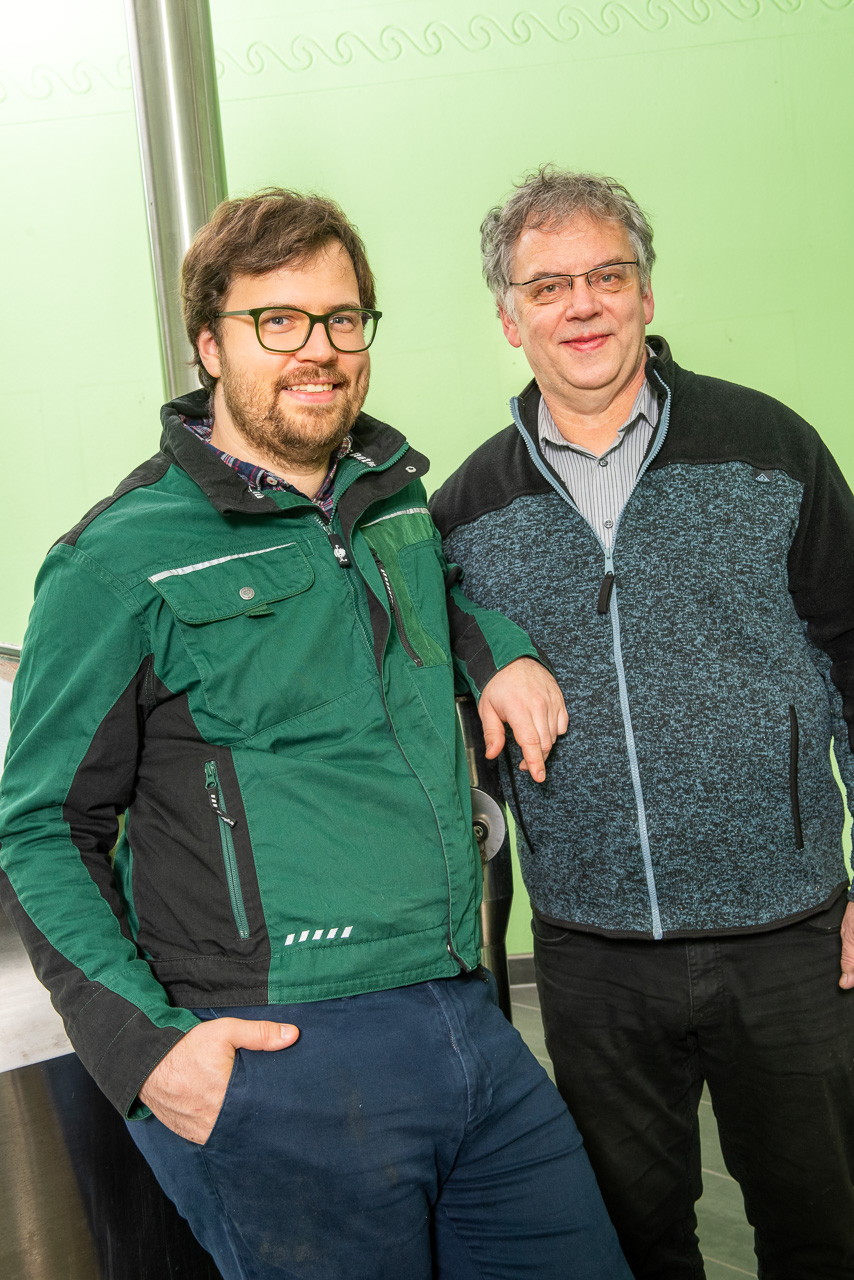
{"left": 604, "top": 520, "right": 614, "bottom": 529}
{"left": 598, "top": 458, "right": 609, "bottom": 468}
{"left": 239, "top": 586, "right": 256, "bottom": 600}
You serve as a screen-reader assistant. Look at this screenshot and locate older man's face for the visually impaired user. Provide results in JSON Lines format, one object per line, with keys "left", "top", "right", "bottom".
{"left": 499, "top": 214, "right": 654, "bottom": 414}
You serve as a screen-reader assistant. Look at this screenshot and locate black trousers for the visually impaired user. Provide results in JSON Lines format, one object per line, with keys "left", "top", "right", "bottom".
{"left": 532, "top": 893, "right": 854, "bottom": 1280}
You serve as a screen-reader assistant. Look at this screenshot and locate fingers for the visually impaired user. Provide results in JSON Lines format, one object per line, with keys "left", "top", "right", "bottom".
{"left": 505, "top": 680, "right": 565, "bottom": 781}
{"left": 478, "top": 697, "right": 507, "bottom": 760}
{"left": 477, "top": 659, "right": 569, "bottom": 781}
{"left": 514, "top": 726, "right": 547, "bottom": 783}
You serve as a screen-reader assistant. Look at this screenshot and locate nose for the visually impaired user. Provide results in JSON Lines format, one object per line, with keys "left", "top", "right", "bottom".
{"left": 296, "top": 318, "right": 337, "bottom": 363}
{"left": 564, "top": 277, "right": 602, "bottom": 321}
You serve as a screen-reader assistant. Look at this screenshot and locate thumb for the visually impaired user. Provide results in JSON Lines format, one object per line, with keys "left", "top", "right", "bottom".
{"left": 221, "top": 1017, "right": 300, "bottom": 1051}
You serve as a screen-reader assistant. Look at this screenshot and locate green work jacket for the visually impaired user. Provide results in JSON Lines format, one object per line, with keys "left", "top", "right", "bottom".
{"left": 0, "top": 391, "right": 538, "bottom": 1115}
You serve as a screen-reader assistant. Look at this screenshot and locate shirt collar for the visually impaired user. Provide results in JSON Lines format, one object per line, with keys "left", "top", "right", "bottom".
{"left": 179, "top": 413, "right": 352, "bottom": 513}
{"left": 538, "top": 347, "right": 660, "bottom": 457}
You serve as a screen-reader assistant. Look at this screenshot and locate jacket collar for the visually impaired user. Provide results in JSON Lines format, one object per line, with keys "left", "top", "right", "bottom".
{"left": 159, "top": 388, "right": 422, "bottom": 516}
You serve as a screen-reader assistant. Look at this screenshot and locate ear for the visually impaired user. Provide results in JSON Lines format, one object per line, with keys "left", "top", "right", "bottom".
{"left": 197, "top": 326, "right": 222, "bottom": 380}
{"left": 642, "top": 284, "right": 655, "bottom": 326}
{"left": 498, "top": 303, "right": 523, "bottom": 350}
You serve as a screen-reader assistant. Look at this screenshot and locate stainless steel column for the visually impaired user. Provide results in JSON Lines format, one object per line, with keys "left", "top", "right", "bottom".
{"left": 125, "top": 0, "right": 228, "bottom": 398}
{"left": 455, "top": 697, "right": 514, "bottom": 1020}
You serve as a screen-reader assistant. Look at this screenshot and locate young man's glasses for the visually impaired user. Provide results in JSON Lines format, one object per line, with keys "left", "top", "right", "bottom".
{"left": 215, "top": 307, "right": 383, "bottom": 353}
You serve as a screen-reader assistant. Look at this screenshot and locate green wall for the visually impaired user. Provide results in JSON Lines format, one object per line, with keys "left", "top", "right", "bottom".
{"left": 3, "top": 0, "right": 853, "bottom": 951}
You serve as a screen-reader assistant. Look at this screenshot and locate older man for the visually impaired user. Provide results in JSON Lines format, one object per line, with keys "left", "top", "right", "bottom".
{"left": 0, "top": 189, "right": 630, "bottom": 1279}
{"left": 430, "top": 167, "right": 854, "bottom": 1279}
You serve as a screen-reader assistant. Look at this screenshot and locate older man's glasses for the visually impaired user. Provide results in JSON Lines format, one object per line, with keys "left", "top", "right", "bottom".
{"left": 511, "top": 262, "right": 639, "bottom": 304}
{"left": 215, "top": 306, "right": 382, "bottom": 353}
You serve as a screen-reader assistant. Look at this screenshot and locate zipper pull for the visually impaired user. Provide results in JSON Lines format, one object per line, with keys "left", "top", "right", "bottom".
{"left": 597, "top": 572, "right": 615, "bottom": 615}
{"left": 327, "top": 531, "right": 351, "bottom": 568}
{"left": 313, "top": 514, "right": 351, "bottom": 567}
{"left": 207, "top": 792, "right": 236, "bottom": 826}
{"left": 204, "top": 762, "right": 237, "bottom": 827}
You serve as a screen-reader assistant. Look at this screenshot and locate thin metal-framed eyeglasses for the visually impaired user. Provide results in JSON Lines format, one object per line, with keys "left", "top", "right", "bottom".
{"left": 510, "top": 261, "right": 639, "bottom": 302}
{"left": 215, "top": 306, "right": 383, "bottom": 353}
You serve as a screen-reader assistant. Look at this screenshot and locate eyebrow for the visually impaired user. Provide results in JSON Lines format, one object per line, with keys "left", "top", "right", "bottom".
{"left": 259, "top": 300, "right": 365, "bottom": 311}
{"left": 523, "top": 258, "right": 627, "bottom": 282}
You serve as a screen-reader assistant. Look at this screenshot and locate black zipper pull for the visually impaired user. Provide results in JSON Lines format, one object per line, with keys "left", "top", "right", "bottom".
{"left": 313, "top": 514, "right": 351, "bottom": 567}
{"left": 597, "top": 572, "right": 615, "bottom": 615}
{"left": 327, "top": 531, "right": 351, "bottom": 568}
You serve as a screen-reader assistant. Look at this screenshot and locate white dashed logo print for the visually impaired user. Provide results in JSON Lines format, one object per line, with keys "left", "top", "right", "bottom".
{"left": 284, "top": 925, "right": 354, "bottom": 946}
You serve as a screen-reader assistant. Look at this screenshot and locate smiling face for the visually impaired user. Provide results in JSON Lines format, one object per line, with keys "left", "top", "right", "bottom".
{"left": 197, "top": 241, "right": 371, "bottom": 470}
{"left": 500, "top": 213, "right": 654, "bottom": 418}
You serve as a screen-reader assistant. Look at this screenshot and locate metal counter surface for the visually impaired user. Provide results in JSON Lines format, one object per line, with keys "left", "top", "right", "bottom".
{"left": 0, "top": 646, "right": 220, "bottom": 1275}
{"left": 0, "top": 905, "right": 72, "bottom": 1074}
{"left": 0, "top": 906, "right": 221, "bottom": 1279}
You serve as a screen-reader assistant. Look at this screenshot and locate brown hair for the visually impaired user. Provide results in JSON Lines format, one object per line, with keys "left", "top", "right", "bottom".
{"left": 181, "top": 187, "right": 377, "bottom": 392}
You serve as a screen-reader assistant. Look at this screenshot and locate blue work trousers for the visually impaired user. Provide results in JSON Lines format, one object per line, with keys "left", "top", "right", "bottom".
{"left": 128, "top": 970, "right": 630, "bottom": 1279}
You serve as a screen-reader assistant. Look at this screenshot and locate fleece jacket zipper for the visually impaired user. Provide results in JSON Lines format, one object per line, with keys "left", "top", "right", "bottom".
{"left": 510, "top": 373, "right": 671, "bottom": 939}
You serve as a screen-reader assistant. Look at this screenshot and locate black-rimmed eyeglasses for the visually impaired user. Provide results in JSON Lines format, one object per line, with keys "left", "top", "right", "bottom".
{"left": 215, "top": 306, "right": 382, "bottom": 353}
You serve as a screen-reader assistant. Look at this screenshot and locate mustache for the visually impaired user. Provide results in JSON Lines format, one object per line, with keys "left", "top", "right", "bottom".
{"left": 274, "top": 366, "right": 349, "bottom": 392}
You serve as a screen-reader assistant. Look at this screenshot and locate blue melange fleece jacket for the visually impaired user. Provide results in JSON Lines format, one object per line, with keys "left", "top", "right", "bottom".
{"left": 430, "top": 337, "right": 854, "bottom": 940}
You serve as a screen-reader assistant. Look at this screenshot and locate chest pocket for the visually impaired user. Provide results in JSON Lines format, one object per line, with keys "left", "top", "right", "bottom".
{"left": 358, "top": 511, "right": 450, "bottom": 668}
{"left": 150, "top": 541, "right": 371, "bottom": 737}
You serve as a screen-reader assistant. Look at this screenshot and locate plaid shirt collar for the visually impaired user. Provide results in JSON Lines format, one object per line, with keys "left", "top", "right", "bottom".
{"left": 180, "top": 414, "right": 351, "bottom": 518}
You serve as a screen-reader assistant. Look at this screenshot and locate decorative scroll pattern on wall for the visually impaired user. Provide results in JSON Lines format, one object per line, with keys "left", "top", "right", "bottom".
{"left": 217, "top": 0, "right": 851, "bottom": 75}
{"left": 2, "top": 0, "right": 852, "bottom": 116}
{"left": 0, "top": 58, "right": 131, "bottom": 104}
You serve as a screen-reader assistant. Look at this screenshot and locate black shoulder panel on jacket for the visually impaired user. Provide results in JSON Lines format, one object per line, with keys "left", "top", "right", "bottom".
{"left": 429, "top": 421, "right": 551, "bottom": 538}
{"left": 651, "top": 360, "right": 818, "bottom": 481}
{"left": 56, "top": 452, "right": 172, "bottom": 549}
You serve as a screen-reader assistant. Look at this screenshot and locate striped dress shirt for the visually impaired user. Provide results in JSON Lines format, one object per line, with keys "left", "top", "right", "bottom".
{"left": 538, "top": 373, "right": 661, "bottom": 548}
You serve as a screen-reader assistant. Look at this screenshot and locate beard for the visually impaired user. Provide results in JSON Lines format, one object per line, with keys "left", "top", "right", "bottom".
{"left": 219, "top": 350, "right": 370, "bottom": 471}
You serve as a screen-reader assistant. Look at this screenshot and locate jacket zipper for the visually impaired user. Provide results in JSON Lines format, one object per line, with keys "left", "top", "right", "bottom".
{"left": 204, "top": 760, "right": 250, "bottom": 940}
{"left": 370, "top": 550, "right": 424, "bottom": 667}
{"left": 510, "top": 372, "right": 672, "bottom": 940}
{"left": 788, "top": 705, "right": 804, "bottom": 849}
{"left": 326, "top": 453, "right": 468, "bottom": 969}
{"left": 312, "top": 512, "right": 352, "bottom": 567}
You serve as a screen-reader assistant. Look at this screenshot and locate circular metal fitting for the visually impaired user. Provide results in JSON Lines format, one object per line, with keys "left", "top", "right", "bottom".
{"left": 469, "top": 788, "right": 506, "bottom": 861}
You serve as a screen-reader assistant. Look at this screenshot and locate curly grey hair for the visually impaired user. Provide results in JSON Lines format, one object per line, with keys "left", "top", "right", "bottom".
{"left": 480, "top": 165, "right": 655, "bottom": 317}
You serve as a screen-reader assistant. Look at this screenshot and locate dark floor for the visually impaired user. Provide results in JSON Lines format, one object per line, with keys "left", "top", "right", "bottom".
{"left": 510, "top": 983, "right": 759, "bottom": 1279}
